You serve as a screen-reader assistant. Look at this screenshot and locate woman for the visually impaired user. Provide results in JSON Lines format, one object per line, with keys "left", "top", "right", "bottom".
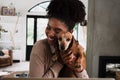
{"left": 29, "top": 0, "right": 89, "bottom": 78}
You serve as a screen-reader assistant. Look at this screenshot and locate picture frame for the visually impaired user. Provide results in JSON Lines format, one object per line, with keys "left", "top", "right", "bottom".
{"left": 1, "top": 6, "right": 9, "bottom": 15}
{"left": 1, "top": 6, "right": 16, "bottom": 16}
{"left": 9, "top": 8, "right": 16, "bottom": 16}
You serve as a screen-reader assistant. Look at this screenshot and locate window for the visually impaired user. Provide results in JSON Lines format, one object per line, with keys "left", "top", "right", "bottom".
{"left": 27, "top": 18, "right": 34, "bottom": 45}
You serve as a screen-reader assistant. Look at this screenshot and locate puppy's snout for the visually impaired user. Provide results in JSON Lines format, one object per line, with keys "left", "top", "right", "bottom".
{"left": 60, "top": 45, "right": 65, "bottom": 51}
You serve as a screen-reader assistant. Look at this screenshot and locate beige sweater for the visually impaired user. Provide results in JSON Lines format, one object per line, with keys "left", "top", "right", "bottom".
{"left": 29, "top": 39, "right": 89, "bottom": 78}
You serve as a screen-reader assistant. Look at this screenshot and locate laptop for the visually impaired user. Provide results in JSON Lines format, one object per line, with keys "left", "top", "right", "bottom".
{"left": 2, "top": 78, "right": 115, "bottom": 80}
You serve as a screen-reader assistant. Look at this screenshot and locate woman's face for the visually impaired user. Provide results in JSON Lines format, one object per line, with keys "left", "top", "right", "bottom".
{"left": 45, "top": 17, "right": 69, "bottom": 45}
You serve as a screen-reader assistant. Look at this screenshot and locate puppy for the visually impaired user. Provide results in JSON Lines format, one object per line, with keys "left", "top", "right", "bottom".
{"left": 57, "top": 31, "right": 86, "bottom": 77}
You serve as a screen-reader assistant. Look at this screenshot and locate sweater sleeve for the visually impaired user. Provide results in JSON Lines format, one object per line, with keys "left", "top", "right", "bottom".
{"left": 29, "top": 40, "right": 63, "bottom": 78}
{"left": 43, "top": 61, "right": 63, "bottom": 78}
{"left": 75, "top": 69, "right": 89, "bottom": 78}
{"left": 49, "top": 61, "right": 63, "bottom": 77}
{"left": 29, "top": 52, "right": 63, "bottom": 78}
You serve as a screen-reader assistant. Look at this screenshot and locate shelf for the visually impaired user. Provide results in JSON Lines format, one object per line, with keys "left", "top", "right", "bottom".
{"left": 0, "top": 15, "right": 20, "bottom": 23}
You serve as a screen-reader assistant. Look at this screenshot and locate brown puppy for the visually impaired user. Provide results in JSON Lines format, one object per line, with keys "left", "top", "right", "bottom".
{"left": 57, "top": 31, "right": 86, "bottom": 77}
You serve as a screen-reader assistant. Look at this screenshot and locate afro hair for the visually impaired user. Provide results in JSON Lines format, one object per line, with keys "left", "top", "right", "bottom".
{"left": 46, "top": 0, "right": 86, "bottom": 30}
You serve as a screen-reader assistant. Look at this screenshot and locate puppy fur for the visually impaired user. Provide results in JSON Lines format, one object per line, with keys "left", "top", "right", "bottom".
{"left": 56, "top": 31, "right": 86, "bottom": 77}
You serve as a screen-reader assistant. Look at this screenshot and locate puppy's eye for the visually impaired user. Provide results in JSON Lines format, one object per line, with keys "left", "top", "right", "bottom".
{"left": 66, "top": 38, "right": 70, "bottom": 41}
{"left": 58, "top": 37, "right": 62, "bottom": 41}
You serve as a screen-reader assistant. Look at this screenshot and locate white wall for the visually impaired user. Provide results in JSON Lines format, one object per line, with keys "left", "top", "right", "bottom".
{"left": 0, "top": 0, "right": 50, "bottom": 16}
{"left": 87, "top": 0, "right": 120, "bottom": 77}
{"left": 0, "top": 0, "right": 49, "bottom": 61}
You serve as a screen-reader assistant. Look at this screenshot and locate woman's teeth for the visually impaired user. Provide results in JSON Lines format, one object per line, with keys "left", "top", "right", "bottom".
{"left": 48, "top": 37, "right": 54, "bottom": 41}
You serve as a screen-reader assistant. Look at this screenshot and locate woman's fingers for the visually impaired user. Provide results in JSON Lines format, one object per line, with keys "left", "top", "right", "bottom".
{"left": 61, "top": 52, "right": 76, "bottom": 64}
{"left": 60, "top": 50, "right": 72, "bottom": 58}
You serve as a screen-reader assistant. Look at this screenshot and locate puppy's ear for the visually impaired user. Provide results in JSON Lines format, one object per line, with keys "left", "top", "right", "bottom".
{"left": 69, "top": 29, "right": 73, "bottom": 33}
{"left": 68, "top": 35, "right": 74, "bottom": 49}
{"left": 72, "top": 35, "right": 74, "bottom": 39}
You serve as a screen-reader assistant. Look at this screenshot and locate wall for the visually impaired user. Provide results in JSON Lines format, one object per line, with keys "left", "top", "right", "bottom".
{"left": 87, "top": 0, "right": 120, "bottom": 77}
{"left": 0, "top": 0, "right": 50, "bottom": 16}
{"left": 0, "top": 0, "right": 49, "bottom": 61}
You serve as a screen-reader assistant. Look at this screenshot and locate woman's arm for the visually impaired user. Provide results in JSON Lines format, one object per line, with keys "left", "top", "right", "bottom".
{"left": 29, "top": 53, "right": 63, "bottom": 78}
{"left": 29, "top": 40, "right": 63, "bottom": 78}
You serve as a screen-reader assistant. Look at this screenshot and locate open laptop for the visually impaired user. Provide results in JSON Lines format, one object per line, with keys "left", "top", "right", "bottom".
{"left": 2, "top": 78, "right": 115, "bottom": 80}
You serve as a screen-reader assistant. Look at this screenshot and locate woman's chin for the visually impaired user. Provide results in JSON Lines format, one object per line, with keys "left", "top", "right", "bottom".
{"left": 48, "top": 40, "right": 54, "bottom": 45}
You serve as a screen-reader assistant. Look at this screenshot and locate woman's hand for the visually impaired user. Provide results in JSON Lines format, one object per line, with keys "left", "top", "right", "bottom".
{"left": 60, "top": 50, "right": 76, "bottom": 64}
{"left": 59, "top": 50, "right": 86, "bottom": 72}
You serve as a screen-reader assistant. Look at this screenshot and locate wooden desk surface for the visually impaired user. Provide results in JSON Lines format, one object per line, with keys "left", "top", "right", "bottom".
{"left": 1, "top": 71, "right": 28, "bottom": 78}
{"left": 0, "top": 61, "right": 29, "bottom": 78}
{"left": 2, "top": 78, "right": 115, "bottom": 80}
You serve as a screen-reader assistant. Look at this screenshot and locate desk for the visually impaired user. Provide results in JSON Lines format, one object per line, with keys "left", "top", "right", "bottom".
{"left": 0, "top": 61, "right": 29, "bottom": 78}
{"left": 2, "top": 71, "right": 28, "bottom": 78}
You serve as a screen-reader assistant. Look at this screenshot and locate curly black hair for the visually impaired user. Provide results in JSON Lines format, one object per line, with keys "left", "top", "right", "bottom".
{"left": 46, "top": 0, "right": 86, "bottom": 30}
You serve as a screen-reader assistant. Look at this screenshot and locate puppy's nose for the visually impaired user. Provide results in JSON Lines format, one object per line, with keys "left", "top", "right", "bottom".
{"left": 61, "top": 45, "right": 65, "bottom": 51}
{"left": 75, "top": 64, "right": 81, "bottom": 68}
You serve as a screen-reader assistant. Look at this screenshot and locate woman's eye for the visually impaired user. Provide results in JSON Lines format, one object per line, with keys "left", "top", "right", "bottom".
{"left": 54, "top": 29, "right": 61, "bottom": 34}
{"left": 55, "top": 30, "right": 60, "bottom": 34}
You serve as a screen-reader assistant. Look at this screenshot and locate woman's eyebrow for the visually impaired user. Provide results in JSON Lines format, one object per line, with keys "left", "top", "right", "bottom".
{"left": 54, "top": 28, "right": 61, "bottom": 31}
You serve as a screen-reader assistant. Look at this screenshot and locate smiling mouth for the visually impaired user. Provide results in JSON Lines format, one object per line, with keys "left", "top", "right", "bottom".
{"left": 47, "top": 37, "right": 56, "bottom": 44}
{"left": 48, "top": 37, "right": 54, "bottom": 41}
